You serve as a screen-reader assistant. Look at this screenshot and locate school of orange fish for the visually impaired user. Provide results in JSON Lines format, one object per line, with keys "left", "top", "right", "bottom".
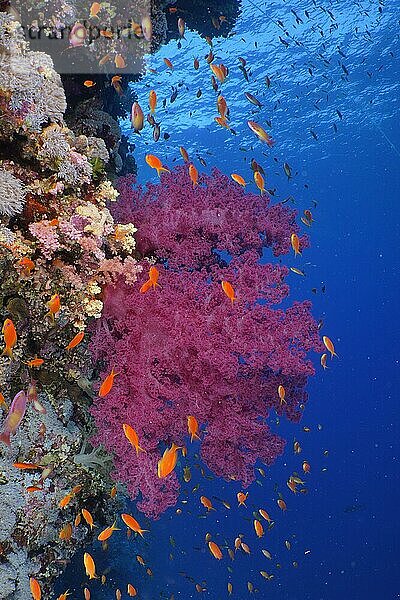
{"left": 0, "top": 4, "right": 342, "bottom": 598}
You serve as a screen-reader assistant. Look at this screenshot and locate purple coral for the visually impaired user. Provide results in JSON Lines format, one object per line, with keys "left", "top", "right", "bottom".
{"left": 90, "top": 166, "right": 322, "bottom": 519}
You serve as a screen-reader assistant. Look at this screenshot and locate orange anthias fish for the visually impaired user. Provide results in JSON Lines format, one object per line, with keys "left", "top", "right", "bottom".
{"left": 259, "top": 509, "right": 272, "bottom": 523}
{"left": 84, "top": 552, "right": 98, "bottom": 579}
{"left": 149, "top": 266, "right": 160, "bottom": 289}
{"left": 149, "top": 90, "right": 157, "bottom": 113}
{"left": 13, "top": 462, "right": 42, "bottom": 470}
{"left": 290, "top": 233, "right": 301, "bottom": 256}
{"left": 121, "top": 513, "right": 148, "bottom": 537}
{"left": 180, "top": 146, "right": 190, "bottom": 162}
{"left": 97, "top": 520, "right": 120, "bottom": 541}
{"left": 189, "top": 163, "right": 198, "bottom": 186}
{"left": 247, "top": 121, "right": 275, "bottom": 147}
{"left": 163, "top": 57, "right": 174, "bottom": 70}
{"left": 131, "top": 102, "right": 144, "bottom": 133}
{"left": 237, "top": 491, "right": 248, "bottom": 506}
{"left": 278, "top": 385, "right": 286, "bottom": 405}
{"left": 139, "top": 279, "right": 152, "bottom": 294}
{"left": 254, "top": 170, "right": 265, "bottom": 195}
{"left": 59, "top": 523, "right": 73, "bottom": 541}
{"left": 26, "top": 356, "right": 44, "bottom": 368}
{"left": 82, "top": 508, "right": 96, "bottom": 530}
{"left": 58, "top": 492, "right": 73, "bottom": 509}
{"left": 66, "top": 331, "right": 84, "bottom": 351}
{"left": 83, "top": 588, "right": 91, "bottom": 600}
{"left": 111, "top": 75, "right": 123, "bottom": 96}
{"left": 217, "top": 95, "right": 229, "bottom": 118}
{"left": 0, "top": 390, "right": 27, "bottom": 446}
{"left": 2, "top": 318, "right": 17, "bottom": 358}
{"left": 115, "top": 54, "right": 126, "bottom": 69}
{"left": 303, "top": 460, "right": 311, "bottom": 473}
{"left": 123, "top": 423, "right": 146, "bottom": 455}
{"left": 18, "top": 256, "right": 35, "bottom": 275}
{"left": 187, "top": 415, "right": 200, "bottom": 442}
{"left": 210, "top": 63, "right": 226, "bottom": 83}
{"left": 323, "top": 336, "right": 338, "bottom": 358}
{"left": 157, "top": 443, "right": 181, "bottom": 478}
{"left": 84, "top": 80, "right": 96, "bottom": 88}
{"left": 221, "top": 281, "right": 237, "bottom": 304}
{"left": 277, "top": 498, "right": 287, "bottom": 511}
{"left": 57, "top": 590, "right": 71, "bottom": 600}
{"left": 145, "top": 154, "right": 170, "bottom": 177}
{"left": 98, "top": 368, "right": 118, "bottom": 397}
{"left": 208, "top": 541, "right": 223, "bottom": 559}
{"left": 46, "top": 293, "right": 61, "bottom": 321}
{"left": 30, "top": 577, "right": 42, "bottom": 600}
{"left": 89, "top": 2, "right": 101, "bottom": 18}
{"left": 0, "top": 392, "right": 7, "bottom": 411}
{"left": 231, "top": 173, "right": 246, "bottom": 187}
{"left": 127, "top": 583, "right": 137, "bottom": 596}
{"left": 200, "top": 496, "right": 215, "bottom": 511}
{"left": 254, "top": 519, "right": 264, "bottom": 538}
{"left": 178, "top": 17, "right": 185, "bottom": 38}
{"left": 215, "top": 116, "right": 230, "bottom": 130}
{"left": 321, "top": 353, "right": 328, "bottom": 369}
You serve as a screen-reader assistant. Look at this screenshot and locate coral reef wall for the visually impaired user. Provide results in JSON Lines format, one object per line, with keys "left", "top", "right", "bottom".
{"left": 0, "top": 13, "right": 139, "bottom": 599}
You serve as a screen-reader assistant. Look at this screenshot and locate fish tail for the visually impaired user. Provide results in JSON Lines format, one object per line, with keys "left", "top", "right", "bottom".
{"left": 136, "top": 445, "right": 146, "bottom": 455}
{"left": 138, "top": 529, "right": 149, "bottom": 537}
{"left": 0, "top": 430, "right": 11, "bottom": 446}
{"left": 45, "top": 310, "right": 55, "bottom": 323}
{"left": 1, "top": 346, "right": 13, "bottom": 359}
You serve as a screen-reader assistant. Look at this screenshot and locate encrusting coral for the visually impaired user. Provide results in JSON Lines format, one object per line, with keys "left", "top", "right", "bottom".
{"left": 0, "top": 12, "right": 139, "bottom": 599}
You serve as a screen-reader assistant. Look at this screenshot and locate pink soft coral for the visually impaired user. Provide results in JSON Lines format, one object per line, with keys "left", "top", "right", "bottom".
{"left": 89, "top": 167, "right": 322, "bottom": 518}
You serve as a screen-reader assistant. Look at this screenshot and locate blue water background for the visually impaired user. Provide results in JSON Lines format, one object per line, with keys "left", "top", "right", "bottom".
{"left": 56, "top": 0, "right": 400, "bottom": 598}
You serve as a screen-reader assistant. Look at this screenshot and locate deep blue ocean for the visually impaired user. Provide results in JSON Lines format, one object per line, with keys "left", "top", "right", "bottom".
{"left": 56, "top": 1, "right": 400, "bottom": 598}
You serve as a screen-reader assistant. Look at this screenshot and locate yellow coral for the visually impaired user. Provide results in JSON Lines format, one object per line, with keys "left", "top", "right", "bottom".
{"left": 97, "top": 181, "right": 119, "bottom": 203}
{"left": 83, "top": 299, "right": 103, "bottom": 319}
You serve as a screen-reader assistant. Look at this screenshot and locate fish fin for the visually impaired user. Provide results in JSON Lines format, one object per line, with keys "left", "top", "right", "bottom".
{"left": 45, "top": 310, "right": 55, "bottom": 323}
{"left": 0, "top": 431, "right": 11, "bottom": 446}
{"left": 157, "top": 167, "right": 170, "bottom": 177}
{"left": 138, "top": 529, "right": 149, "bottom": 537}
{"left": 1, "top": 347, "right": 13, "bottom": 359}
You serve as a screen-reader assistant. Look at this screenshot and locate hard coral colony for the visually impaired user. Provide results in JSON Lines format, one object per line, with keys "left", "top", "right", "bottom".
{"left": 0, "top": 4, "right": 328, "bottom": 599}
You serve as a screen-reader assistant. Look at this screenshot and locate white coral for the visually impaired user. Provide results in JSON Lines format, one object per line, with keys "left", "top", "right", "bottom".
{"left": 0, "top": 19, "right": 67, "bottom": 132}
{"left": 86, "top": 136, "right": 109, "bottom": 163}
{"left": 37, "top": 124, "right": 71, "bottom": 164}
{"left": 0, "top": 168, "right": 26, "bottom": 216}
